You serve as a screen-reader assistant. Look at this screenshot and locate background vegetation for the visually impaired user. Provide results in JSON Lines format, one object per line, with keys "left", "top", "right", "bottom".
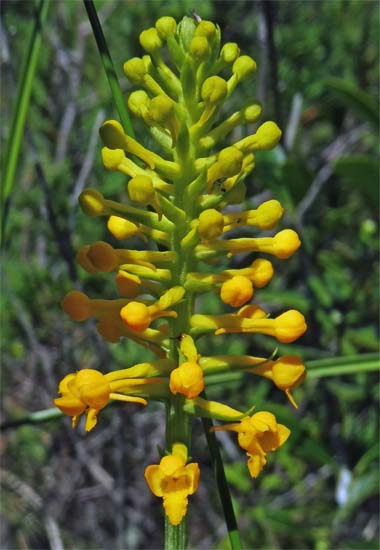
{"left": 1, "top": 1, "right": 379, "bottom": 549}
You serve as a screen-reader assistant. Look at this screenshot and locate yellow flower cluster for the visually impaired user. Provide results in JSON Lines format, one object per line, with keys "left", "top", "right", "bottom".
{"left": 54, "top": 16, "right": 307, "bottom": 527}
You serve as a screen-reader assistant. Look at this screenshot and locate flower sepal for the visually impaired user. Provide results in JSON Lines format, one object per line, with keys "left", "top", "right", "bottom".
{"left": 183, "top": 396, "right": 255, "bottom": 421}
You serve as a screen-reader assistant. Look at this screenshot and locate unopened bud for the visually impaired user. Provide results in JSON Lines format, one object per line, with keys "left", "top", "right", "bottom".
{"left": 62, "top": 291, "right": 92, "bottom": 322}
{"left": 101, "top": 147, "right": 124, "bottom": 170}
{"left": 243, "top": 102, "right": 262, "bottom": 123}
{"left": 232, "top": 55, "right": 257, "bottom": 81}
{"left": 147, "top": 95, "right": 175, "bottom": 124}
{"left": 120, "top": 301, "right": 151, "bottom": 332}
{"left": 198, "top": 209, "right": 224, "bottom": 241}
{"left": 201, "top": 76, "right": 228, "bottom": 104}
{"left": 189, "top": 36, "right": 210, "bottom": 60}
{"left": 79, "top": 188, "right": 106, "bottom": 217}
{"left": 221, "top": 42, "right": 240, "bottom": 64}
{"left": 123, "top": 57, "right": 148, "bottom": 84}
{"left": 272, "top": 229, "right": 301, "bottom": 259}
{"left": 139, "top": 28, "right": 163, "bottom": 53}
{"left": 128, "top": 90, "right": 150, "bottom": 117}
{"left": 87, "top": 241, "right": 118, "bottom": 272}
{"left": 128, "top": 175, "right": 156, "bottom": 206}
{"left": 220, "top": 276, "right": 253, "bottom": 308}
{"left": 194, "top": 20, "right": 216, "bottom": 39}
{"left": 155, "top": 16, "right": 177, "bottom": 39}
{"left": 99, "top": 120, "right": 126, "bottom": 150}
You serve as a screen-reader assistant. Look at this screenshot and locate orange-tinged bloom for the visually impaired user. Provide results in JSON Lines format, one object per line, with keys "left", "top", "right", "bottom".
{"left": 169, "top": 361, "right": 205, "bottom": 399}
{"left": 53, "top": 368, "right": 148, "bottom": 431}
{"left": 120, "top": 286, "right": 184, "bottom": 332}
{"left": 145, "top": 454, "right": 200, "bottom": 525}
{"left": 251, "top": 355, "right": 306, "bottom": 408}
{"left": 212, "top": 411, "right": 290, "bottom": 477}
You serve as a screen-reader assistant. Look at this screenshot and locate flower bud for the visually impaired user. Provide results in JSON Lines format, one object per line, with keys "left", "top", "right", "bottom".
{"left": 147, "top": 95, "right": 175, "bottom": 125}
{"left": 207, "top": 146, "right": 243, "bottom": 190}
{"left": 155, "top": 16, "right": 177, "bottom": 39}
{"left": 99, "top": 120, "right": 126, "bottom": 150}
{"left": 128, "top": 175, "right": 156, "bottom": 206}
{"left": 79, "top": 188, "right": 107, "bottom": 217}
{"left": 107, "top": 216, "right": 140, "bottom": 240}
{"left": 87, "top": 241, "right": 118, "bottom": 272}
{"left": 62, "top": 290, "right": 93, "bottom": 321}
{"left": 252, "top": 121, "right": 282, "bottom": 150}
{"left": 232, "top": 55, "right": 257, "bottom": 81}
{"left": 272, "top": 229, "right": 301, "bottom": 259}
{"left": 123, "top": 57, "right": 148, "bottom": 84}
{"left": 201, "top": 76, "right": 228, "bottom": 104}
{"left": 248, "top": 259, "right": 274, "bottom": 288}
{"left": 169, "top": 361, "right": 205, "bottom": 399}
{"left": 194, "top": 20, "right": 216, "bottom": 39}
{"left": 198, "top": 209, "right": 224, "bottom": 240}
{"left": 220, "top": 42, "right": 240, "bottom": 64}
{"left": 120, "top": 301, "right": 151, "bottom": 332}
{"left": 274, "top": 310, "right": 307, "bottom": 343}
{"left": 101, "top": 147, "right": 125, "bottom": 170}
{"left": 255, "top": 200, "right": 284, "bottom": 230}
{"left": 189, "top": 36, "right": 210, "bottom": 60}
{"left": 220, "top": 276, "right": 253, "bottom": 307}
{"left": 243, "top": 102, "right": 262, "bottom": 123}
{"left": 139, "top": 28, "right": 163, "bottom": 53}
{"left": 128, "top": 90, "right": 150, "bottom": 117}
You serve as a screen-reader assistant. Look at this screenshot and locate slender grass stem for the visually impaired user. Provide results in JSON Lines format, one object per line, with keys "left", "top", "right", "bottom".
{"left": 202, "top": 407, "right": 242, "bottom": 550}
{"left": 83, "top": 0, "right": 134, "bottom": 137}
{"left": 1, "top": 0, "right": 50, "bottom": 246}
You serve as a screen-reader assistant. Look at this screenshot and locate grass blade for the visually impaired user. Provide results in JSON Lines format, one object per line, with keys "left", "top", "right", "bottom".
{"left": 202, "top": 391, "right": 242, "bottom": 550}
{"left": 83, "top": 0, "right": 134, "bottom": 137}
{"left": 1, "top": 0, "right": 50, "bottom": 246}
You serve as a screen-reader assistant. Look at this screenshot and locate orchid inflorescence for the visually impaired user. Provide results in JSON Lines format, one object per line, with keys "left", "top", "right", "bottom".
{"left": 54, "top": 16, "right": 307, "bottom": 529}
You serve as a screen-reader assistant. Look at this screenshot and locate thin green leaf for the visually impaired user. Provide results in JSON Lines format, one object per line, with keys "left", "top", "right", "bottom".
{"left": 83, "top": 0, "right": 134, "bottom": 137}
{"left": 1, "top": 0, "right": 50, "bottom": 245}
{"left": 202, "top": 405, "right": 243, "bottom": 550}
{"left": 307, "top": 358, "right": 379, "bottom": 379}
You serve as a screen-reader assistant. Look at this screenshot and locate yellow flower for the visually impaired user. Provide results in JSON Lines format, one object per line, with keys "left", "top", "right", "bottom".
{"left": 53, "top": 369, "right": 148, "bottom": 431}
{"left": 213, "top": 411, "right": 290, "bottom": 477}
{"left": 145, "top": 454, "right": 200, "bottom": 526}
{"left": 191, "top": 308, "right": 307, "bottom": 343}
{"left": 169, "top": 361, "right": 205, "bottom": 399}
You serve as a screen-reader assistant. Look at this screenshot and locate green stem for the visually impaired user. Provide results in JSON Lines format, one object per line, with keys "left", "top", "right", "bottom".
{"left": 83, "top": 0, "right": 134, "bottom": 137}
{"left": 1, "top": 0, "right": 50, "bottom": 246}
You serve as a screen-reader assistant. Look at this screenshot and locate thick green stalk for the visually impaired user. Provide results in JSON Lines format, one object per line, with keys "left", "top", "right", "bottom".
{"left": 1, "top": 0, "right": 50, "bottom": 246}
{"left": 164, "top": 76, "right": 199, "bottom": 550}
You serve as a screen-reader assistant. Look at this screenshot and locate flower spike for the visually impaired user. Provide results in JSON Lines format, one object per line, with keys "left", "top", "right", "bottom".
{"left": 56, "top": 14, "right": 307, "bottom": 534}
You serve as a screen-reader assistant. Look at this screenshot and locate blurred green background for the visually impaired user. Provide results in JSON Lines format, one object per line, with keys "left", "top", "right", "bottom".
{"left": 1, "top": 1, "right": 379, "bottom": 549}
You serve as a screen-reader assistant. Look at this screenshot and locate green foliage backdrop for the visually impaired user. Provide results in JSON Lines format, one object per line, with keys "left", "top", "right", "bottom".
{"left": 1, "top": 1, "right": 379, "bottom": 549}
